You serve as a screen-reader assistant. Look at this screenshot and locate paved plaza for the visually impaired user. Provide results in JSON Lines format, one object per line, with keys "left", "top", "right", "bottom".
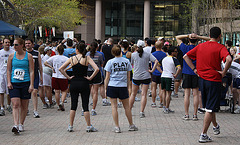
{"left": 0, "top": 90, "right": 240, "bottom": 145}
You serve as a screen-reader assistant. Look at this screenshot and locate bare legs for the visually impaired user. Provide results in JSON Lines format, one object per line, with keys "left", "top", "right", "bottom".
{"left": 184, "top": 88, "right": 199, "bottom": 115}
{"left": 31, "top": 89, "right": 38, "bottom": 112}
{"left": 110, "top": 98, "right": 133, "bottom": 128}
{"left": 202, "top": 112, "right": 218, "bottom": 134}
{"left": 11, "top": 98, "right": 29, "bottom": 125}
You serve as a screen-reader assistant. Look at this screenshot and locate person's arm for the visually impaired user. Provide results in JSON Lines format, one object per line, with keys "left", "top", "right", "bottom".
{"left": 44, "top": 60, "right": 55, "bottom": 73}
{"left": 59, "top": 58, "right": 73, "bottom": 80}
{"left": 197, "top": 35, "right": 210, "bottom": 41}
{"left": 218, "top": 55, "right": 232, "bottom": 77}
{"left": 104, "top": 71, "right": 110, "bottom": 91}
{"left": 176, "top": 34, "right": 188, "bottom": 46}
{"left": 149, "top": 59, "right": 159, "bottom": 73}
{"left": 85, "top": 56, "right": 99, "bottom": 80}
{"left": 7, "top": 54, "right": 13, "bottom": 89}
{"left": 183, "top": 54, "right": 198, "bottom": 75}
{"left": 173, "top": 65, "right": 181, "bottom": 78}
{"left": 28, "top": 54, "right": 34, "bottom": 93}
{"left": 38, "top": 53, "right": 43, "bottom": 84}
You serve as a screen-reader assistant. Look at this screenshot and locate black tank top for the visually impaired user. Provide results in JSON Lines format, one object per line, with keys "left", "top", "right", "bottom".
{"left": 72, "top": 56, "right": 88, "bottom": 80}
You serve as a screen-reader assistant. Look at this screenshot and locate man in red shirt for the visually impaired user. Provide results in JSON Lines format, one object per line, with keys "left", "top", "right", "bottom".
{"left": 183, "top": 27, "right": 232, "bottom": 143}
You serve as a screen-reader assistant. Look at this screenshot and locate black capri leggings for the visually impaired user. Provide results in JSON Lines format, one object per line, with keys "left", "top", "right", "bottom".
{"left": 70, "top": 79, "right": 90, "bottom": 112}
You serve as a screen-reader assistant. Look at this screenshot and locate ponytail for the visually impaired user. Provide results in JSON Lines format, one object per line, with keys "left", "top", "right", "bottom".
{"left": 137, "top": 46, "right": 144, "bottom": 57}
{"left": 90, "top": 41, "right": 98, "bottom": 57}
{"left": 76, "top": 43, "right": 86, "bottom": 58}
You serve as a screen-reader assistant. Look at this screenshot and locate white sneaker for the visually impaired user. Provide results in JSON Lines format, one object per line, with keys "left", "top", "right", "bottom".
{"left": 18, "top": 124, "right": 24, "bottom": 132}
{"left": 234, "top": 108, "right": 240, "bottom": 114}
{"left": 33, "top": 111, "right": 40, "bottom": 118}
{"left": 135, "top": 97, "right": 140, "bottom": 101}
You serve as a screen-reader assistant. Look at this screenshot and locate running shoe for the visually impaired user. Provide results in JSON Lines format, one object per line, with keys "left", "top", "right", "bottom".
{"left": 151, "top": 103, "right": 157, "bottom": 108}
{"left": 86, "top": 125, "right": 98, "bottom": 132}
{"left": 198, "top": 134, "right": 212, "bottom": 143}
{"left": 156, "top": 96, "right": 160, "bottom": 101}
{"left": 213, "top": 124, "right": 220, "bottom": 135}
{"left": 114, "top": 127, "right": 121, "bottom": 133}
{"left": 168, "top": 108, "right": 175, "bottom": 113}
{"left": 12, "top": 125, "right": 19, "bottom": 135}
{"left": 81, "top": 110, "right": 84, "bottom": 116}
{"left": 91, "top": 110, "right": 97, "bottom": 116}
{"left": 67, "top": 125, "right": 73, "bottom": 132}
{"left": 163, "top": 108, "right": 169, "bottom": 114}
{"left": 64, "top": 99, "right": 67, "bottom": 103}
{"left": 148, "top": 92, "right": 152, "bottom": 97}
{"left": 43, "top": 104, "right": 49, "bottom": 109}
{"left": 193, "top": 115, "right": 198, "bottom": 121}
{"left": 0, "top": 109, "right": 5, "bottom": 116}
{"left": 182, "top": 115, "right": 190, "bottom": 121}
{"left": 102, "top": 100, "right": 111, "bottom": 106}
{"left": 159, "top": 103, "right": 163, "bottom": 108}
{"left": 90, "top": 102, "right": 93, "bottom": 106}
{"left": 234, "top": 108, "right": 240, "bottom": 114}
{"left": 7, "top": 106, "right": 12, "bottom": 113}
{"left": 118, "top": 102, "right": 122, "bottom": 108}
{"left": 58, "top": 103, "right": 65, "bottom": 111}
{"left": 33, "top": 111, "right": 40, "bottom": 118}
{"left": 135, "top": 97, "right": 140, "bottom": 101}
{"left": 18, "top": 124, "right": 24, "bottom": 132}
{"left": 139, "top": 112, "right": 145, "bottom": 118}
{"left": 128, "top": 124, "right": 138, "bottom": 131}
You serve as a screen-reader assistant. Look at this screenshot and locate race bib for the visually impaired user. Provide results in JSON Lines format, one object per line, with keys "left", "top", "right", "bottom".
{"left": 13, "top": 69, "right": 25, "bottom": 80}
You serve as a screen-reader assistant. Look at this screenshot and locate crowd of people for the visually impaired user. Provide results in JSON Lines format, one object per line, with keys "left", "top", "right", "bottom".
{"left": 0, "top": 26, "right": 240, "bottom": 143}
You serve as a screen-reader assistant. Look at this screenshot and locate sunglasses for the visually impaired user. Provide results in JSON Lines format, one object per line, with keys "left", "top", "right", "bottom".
{"left": 14, "top": 44, "right": 19, "bottom": 46}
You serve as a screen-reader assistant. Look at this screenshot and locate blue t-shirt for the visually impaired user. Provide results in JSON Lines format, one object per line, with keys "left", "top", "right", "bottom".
{"left": 104, "top": 57, "right": 132, "bottom": 87}
{"left": 180, "top": 43, "right": 196, "bottom": 75}
{"left": 63, "top": 47, "right": 76, "bottom": 71}
{"left": 11, "top": 52, "right": 30, "bottom": 83}
{"left": 152, "top": 50, "right": 167, "bottom": 76}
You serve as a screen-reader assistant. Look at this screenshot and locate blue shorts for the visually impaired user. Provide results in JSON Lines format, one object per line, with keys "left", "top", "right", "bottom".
{"left": 199, "top": 77, "right": 221, "bottom": 112}
{"left": 132, "top": 78, "right": 151, "bottom": 86}
{"left": 9, "top": 82, "right": 31, "bottom": 99}
{"left": 233, "top": 78, "right": 240, "bottom": 89}
{"left": 106, "top": 86, "right": 129, "bottom": 100}
{"left": 34, "top": 74, "right": 39, "bottom": 89}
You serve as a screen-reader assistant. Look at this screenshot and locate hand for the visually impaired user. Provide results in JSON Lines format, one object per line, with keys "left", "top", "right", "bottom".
{"left": 73, "top": 38, "right": 78, "bottom": 42}
{"left": 28, "top": 85, "right": 34, "bottom": 93}
{"left": 194, "top": 69, "right": 199, "bottom": 77}
{"left": 217, "top": 70, "right": 226, "bottom": 78}
{"left": 173, "top": 73, "right": 177, "bottom": 78}
{"left": 40, "top": 77, "right": 43, "bottom": 84}
{"left": 52, "top": 68, "right": 56, "bottom": 73}
{"left": 148, "top": 69, "right": 153, "bottom": 73}
{"left": 84, "top": 76, "right": 92, "bottom": 81}
{"left": 7, "top": 83, "right": 13, "bottom": 90}
{"left": 68, "top": 76, "right": 74, "bottom": 80}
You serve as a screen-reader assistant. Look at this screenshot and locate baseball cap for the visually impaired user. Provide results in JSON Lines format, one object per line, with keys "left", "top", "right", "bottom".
{"left": 158, "top": 37, "right": 164, "bottom": 41}
{"left": 137, "top": 40, "right": 145, "bottom": 48}
{"left": 164, "top": 42, "right": 170, "bottom": 46}
{"left": 44, "top": 46, "right": 51, "bottom": 52}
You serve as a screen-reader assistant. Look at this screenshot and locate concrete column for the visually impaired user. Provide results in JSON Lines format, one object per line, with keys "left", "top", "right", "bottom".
{"left": 144, "top": 0, "right": 150, "bottom": 39}
{"left": 95, "top": 0, "right": 102, "bottom": 40}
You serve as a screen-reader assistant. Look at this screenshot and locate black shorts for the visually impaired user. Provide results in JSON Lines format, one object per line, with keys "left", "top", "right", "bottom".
{"left": 106, "top": 86, "right": 129, "bottom": 100}
{"left": 132, "top": 78, "right": 151, "bottom": 86}
{"left": 67, "top": 71, "right": 73, "bottom": 84}
{"left": 161, "top": 77, "right": 174, "bottom": 91}
{"left": 9, "top": 82, "right": 31, "bottom": 99}
{"left": 199, "top": 77, "right": 221, "bottom": 112}
{"left": 182, "top": 74, "right": 199, "bottom": 88}
{"left": 233, "top": 78, "right": 240, "bottom": 89}
{"left": 87, "top": 71, "right": 102, "bottom": 85}
{"left": 152, "top": 74, "right": 161, "bottom": 84}
{"left": 34, "top": 74, "right": 39, "bottom": 89}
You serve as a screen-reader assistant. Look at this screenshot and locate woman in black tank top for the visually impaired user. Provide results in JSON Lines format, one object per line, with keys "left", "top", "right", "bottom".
{"left": 59, "top": 43, "right": 99, "bottom": 132}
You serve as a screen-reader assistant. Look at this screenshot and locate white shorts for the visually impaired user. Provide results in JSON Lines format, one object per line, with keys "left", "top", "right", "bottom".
{"left": 43, "top": 73, "right": 52, "bottom": 87}
{"left": 0, "top": 74, "right": 9, "bottom": 94}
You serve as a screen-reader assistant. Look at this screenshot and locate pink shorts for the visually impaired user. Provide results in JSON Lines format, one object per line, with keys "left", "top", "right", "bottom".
{"left": 52, "top": 77, "right": 68, "bottom": 91}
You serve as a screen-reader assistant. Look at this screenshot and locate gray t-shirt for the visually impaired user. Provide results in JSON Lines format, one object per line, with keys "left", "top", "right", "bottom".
{"left": 86, "top": 51, "right": 103, "bottom": 71}
{"left": 131, "top": 51, "right": 156, "bottom": 80}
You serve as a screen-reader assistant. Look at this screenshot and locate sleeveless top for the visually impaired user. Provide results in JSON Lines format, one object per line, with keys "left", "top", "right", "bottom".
{"left": 11, "top": 52, "right": 30, "bottom": 83}
{"left": 71, "top": 56, "right": 88, "bottom": 81}
{"left": 122, "top": 51, "right": 131, "bottom": 62}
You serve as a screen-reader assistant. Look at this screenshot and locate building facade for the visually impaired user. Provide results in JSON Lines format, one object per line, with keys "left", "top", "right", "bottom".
{"left": 75, "top": 0, "right": 187, "bottom": 43}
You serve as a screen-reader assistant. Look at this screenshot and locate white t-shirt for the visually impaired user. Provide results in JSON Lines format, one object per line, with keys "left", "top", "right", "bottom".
{"left": 42, "top": 54, "right": 52, "bottom": 76}
{"left": 143, "top": 46, "right": 152, "bottom": 54}
{"left": 46, "top": 55, "right": 68, "bottom": 79}
{"left": 0, "top": 49, "right": 15, "bottom": 75}
{"left": 161, "top": 56, "right": 180, "bottom": 79}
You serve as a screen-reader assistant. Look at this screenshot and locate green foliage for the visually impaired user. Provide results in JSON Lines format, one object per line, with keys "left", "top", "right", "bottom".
{"left": 10, "top": 0, "right": 84, "bottom": 34}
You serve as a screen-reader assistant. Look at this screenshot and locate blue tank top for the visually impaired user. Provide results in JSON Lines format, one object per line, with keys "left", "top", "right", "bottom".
{"left": 11, "top": 52, "right": 30, "bottom": 83}
{"left": 122, "top": 51, "right": 131, "bottom": 62}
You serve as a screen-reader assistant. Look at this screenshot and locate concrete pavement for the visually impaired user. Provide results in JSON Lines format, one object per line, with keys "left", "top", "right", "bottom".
{"left": 0, "top": 90, "right": 240, "bottom": 145}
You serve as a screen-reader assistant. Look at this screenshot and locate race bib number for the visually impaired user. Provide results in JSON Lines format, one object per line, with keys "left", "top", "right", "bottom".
{"left": 13, "top": 69, "right": 25, "bottom": 80}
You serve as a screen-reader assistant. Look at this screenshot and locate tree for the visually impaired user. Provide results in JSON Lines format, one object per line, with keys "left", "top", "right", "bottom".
{"left": 10, "top": 0, "right": 86, "bottom": 38}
